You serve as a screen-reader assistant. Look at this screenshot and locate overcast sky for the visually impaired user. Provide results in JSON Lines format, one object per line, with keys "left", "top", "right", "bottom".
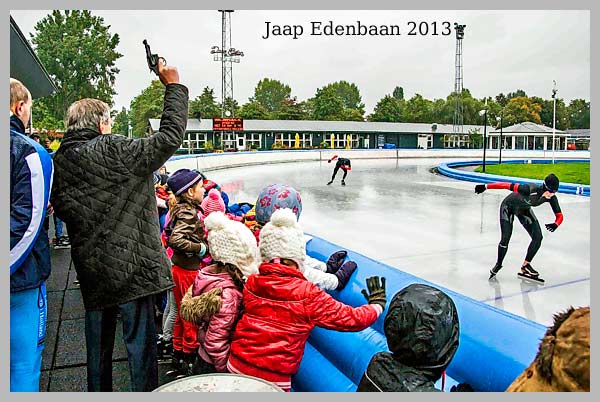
{"left": 11, "top": 10, "right": 590, "bottom": 114}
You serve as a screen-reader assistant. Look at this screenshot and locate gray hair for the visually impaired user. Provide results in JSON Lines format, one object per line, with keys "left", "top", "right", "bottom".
{"left": 65, "top": 98, "right": 111, "bottom": 132}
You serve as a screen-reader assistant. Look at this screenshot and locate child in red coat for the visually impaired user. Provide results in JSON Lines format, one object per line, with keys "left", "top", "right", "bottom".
{"left": 227, "top": 208, "right": 387, "bottom": 391}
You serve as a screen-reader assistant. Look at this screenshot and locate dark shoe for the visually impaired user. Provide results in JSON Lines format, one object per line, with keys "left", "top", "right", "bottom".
{"left": 521, "top": 263, "right": 539, "bottom": 277}
{"left": 54, "top": 237, "right": 71, "bottom": 249}
{"left": 326, "top": 250, "right": 348, "bottom": 274}
{"left": 327, "top": 181, "right": 333, "bottom": 185}
{"left": 341, "top": 180, "right": 346, "bottom": 186}
{"left": 489, "top": 264, "right": 502, "bottom": 279}
{"left": 334, "top": 261, "right": 358, "bottom": 291}
{"left": 157, "top": 335, "right": 173, "bottom": 361}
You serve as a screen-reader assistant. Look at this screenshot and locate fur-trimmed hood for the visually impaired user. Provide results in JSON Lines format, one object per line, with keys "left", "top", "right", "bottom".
{"left": 179, "top": 264, "right": 240, "bottom": 325}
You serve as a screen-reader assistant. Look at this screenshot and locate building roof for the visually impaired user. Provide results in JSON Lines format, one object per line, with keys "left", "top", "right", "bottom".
{"left": 490, "top": 122, "right": 565, "bottom": 135}
{"left": 563, "top": 129, "right": 590, "bottom": 138}
{"left": 10, "top": 16, "right": 57, "bottom": 99}
{"left": 149, "top": 118, "right": 493, "bottom": 134}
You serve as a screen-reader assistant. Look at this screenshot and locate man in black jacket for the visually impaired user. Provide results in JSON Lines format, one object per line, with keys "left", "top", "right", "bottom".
{"left": 51, "top": 60, "right": 187, "bottom": 391}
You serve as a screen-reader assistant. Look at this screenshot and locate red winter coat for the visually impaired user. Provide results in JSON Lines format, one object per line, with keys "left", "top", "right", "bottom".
{"left": 191, "top": 265, "right": 243, "bottom": 372}
{"left": 227, "top": 262, "right": 381, "bottom": 385}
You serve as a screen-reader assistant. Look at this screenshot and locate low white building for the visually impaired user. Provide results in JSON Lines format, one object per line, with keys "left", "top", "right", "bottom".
{"left": 488, "top": 122, "right": 568, "bottom": 151}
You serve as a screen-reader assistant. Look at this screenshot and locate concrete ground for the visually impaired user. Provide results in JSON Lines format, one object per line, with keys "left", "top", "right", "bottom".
{"left": 208, "top": 158, "right": 590, "bottom": 327}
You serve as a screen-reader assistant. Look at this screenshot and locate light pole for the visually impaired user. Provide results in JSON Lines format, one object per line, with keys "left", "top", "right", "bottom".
{"left": 552, "top": 80, "right": 557, "bottom": 164}
{"left": 479, "top": 100, "right": 488, "bottom": 172}
{"left": 496, "top": 113, "right": 503, "bottom": 164}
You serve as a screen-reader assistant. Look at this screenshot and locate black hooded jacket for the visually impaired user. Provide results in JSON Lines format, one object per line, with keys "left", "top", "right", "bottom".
{"left": 357, "top": 283, "right": 460, "bottom": 392}
{"left": 50, "top": 84, "right": 188, "bottom": 310}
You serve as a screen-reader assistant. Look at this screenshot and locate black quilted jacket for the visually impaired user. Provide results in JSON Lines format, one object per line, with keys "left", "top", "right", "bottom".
{"left": 51, "top": 84, "right": 188, "bottom": 310}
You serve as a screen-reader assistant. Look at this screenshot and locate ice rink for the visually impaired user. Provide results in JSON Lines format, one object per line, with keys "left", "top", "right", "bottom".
{"left": 201, "top": 158, "right": 590, "bottom": 327}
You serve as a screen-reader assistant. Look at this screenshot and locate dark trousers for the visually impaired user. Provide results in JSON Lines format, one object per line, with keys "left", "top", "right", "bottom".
{"left": 85, "top": 295, "right": 158, "bottom": 392}
{"left": 497, "top": 210, "right": 543, "bottom": 266}
{"left": 331, "top": 164, "right": 348, "bottom": 181}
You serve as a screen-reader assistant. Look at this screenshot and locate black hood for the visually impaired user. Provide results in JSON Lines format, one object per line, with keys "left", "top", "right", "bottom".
{"left": 384, "top": 283, "right": 460, "bottom": 379}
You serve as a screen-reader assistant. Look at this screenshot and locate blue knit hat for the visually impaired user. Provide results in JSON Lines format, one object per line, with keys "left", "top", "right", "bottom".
{"left": 167, "top": 169, "right": 203, "bottom": 196}
{"left": 255, "top": 184, "right": 302, "bottom": 225}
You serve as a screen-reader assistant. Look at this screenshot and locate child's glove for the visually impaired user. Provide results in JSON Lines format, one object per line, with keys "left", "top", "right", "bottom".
{"left": 475, "top": 184, "right": 486, "bottom": 194}
{"left": 361, "top": 276, "right": 386, "bottom": 309}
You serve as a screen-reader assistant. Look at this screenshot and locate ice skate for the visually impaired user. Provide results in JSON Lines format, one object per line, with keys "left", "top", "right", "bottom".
{"left": 489, "top": 264, "right": 502, "bottom": 280}
{"left": 341, "top": 180, "right": 346, "bottom": 186}
{"left": 517, "top": 263, "right": 545, "bottom": 284}
{"left": 327, "top": 180, "right": 333, "bottom": 185}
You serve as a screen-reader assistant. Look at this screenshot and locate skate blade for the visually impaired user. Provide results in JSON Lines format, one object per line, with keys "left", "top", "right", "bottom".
{"left": 517, "top": 272, "right": 545, "bottom": 284}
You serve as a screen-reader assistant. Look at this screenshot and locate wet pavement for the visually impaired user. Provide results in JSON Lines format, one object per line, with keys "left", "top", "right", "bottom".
{"left": 207, "top": 158, "right": 590, "bottom": 327}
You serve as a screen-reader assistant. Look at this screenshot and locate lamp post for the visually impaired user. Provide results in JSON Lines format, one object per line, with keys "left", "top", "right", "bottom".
{"left": 552, "top": 80, "right": 557, "bottom": 164}
{"left": 496, "top": 113, "right": 503, "bottom": 164}
{"left": 479, "top": 101, "right": 488, "bottom": 172}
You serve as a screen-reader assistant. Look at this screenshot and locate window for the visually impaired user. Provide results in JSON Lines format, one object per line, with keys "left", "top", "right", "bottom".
{"left": 324, "top": 133, "right": 358, "bottom": 149}
{"left": 534, "top": 136, "right": 544, "bottom": 150}
{"left": 491, "top": 137, "right": 498, "bottom": 149}
{"left": 181, "top": 132, "right": 207, "bottom": 150}
{"left": 427, "top": 135, "right": 433, "bottom": 149}
{"left": 514, "top": 136, "right": 523, "bottom": 150}
{"left": 222, "top": 132, "right": 236, "bottom": 150}
{"left": 274, "top": 133, "right": 313, "bottom": 148}
{"left": 246, "top": 133, "right": 261, "bottom": 149}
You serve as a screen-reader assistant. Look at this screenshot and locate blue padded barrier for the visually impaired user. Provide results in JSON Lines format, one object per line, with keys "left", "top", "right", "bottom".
{"left": 293, "top": 235, "right": 547, "bottom": 392}
{"left": 437, "top": 159, "right": 590, "bottom": 196}
{"left": 292, "top": 342, "right": 357, "bottom": 392}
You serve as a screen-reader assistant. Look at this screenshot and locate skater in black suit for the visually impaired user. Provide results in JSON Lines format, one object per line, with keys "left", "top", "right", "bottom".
{"left": 327, "top": 155, "right": 351, "bottom": 186}
{"left": 476, "top": 174, "right": 563, "bottom": 284}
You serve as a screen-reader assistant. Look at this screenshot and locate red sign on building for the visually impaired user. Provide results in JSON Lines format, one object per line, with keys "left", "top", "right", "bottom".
{"left": 213, "top": 118, "right": 243, "bottom": 131}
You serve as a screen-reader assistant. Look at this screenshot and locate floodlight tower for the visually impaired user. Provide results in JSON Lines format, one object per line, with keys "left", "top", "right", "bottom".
{"left": 211, "top": 10, "right": 244, "bottom": 118}
{"left": 453, "top": 23, "right": 466, "bottom": 135}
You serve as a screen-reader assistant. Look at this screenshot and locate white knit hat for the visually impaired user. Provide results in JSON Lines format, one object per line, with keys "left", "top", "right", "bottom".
{"left": 204, "top": 211, "right": 260, "bottom": 279}
{"left": 259, "top": 208, "right": 306, "bottom": 272}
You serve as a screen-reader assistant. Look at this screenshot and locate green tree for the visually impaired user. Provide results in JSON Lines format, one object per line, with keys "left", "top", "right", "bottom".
{"left": 567, "top": 99, "right": 590, "bottom": 129}
{"left": 321, "top": 81, "right": 365, "bottom": 115}
{"left": 129, "top": 80, "right": 165, "bottom": 138}
{"left": 238, "top": 101, "right": 271, "bottom": 120}
{"left": 430, "top": 98, "right": 453, "bottom": 124}
{"left": 369, "top": 95, "right": 403, "bottom": 122}
{"left": 111, "top": 107, "right": 129, "bottom": 136}
{"left": 502, "top": 97, "right": 542, "bottom": 126}
{"left": 250, "top": 78, "right": 292, "bottom": 113}
{"left": 275, "top": 97, "right": 310, "bottom": 120}
{"left": 506, "top": 89, "right": 527, "bottom": 101}
{"left": 495, "top": 93, "right": 508, "bottom": 107}
{"left": 531, "top": 96, "right": 568, "bottom": 130}
{"left": 312, "top": 86, "right": 345, "bottom": 120}
{"left": 403, "top": 94, "right": 433, "bottom": 123}
{"left": 189, "top": 87, "right": 221, "bottom": 119}
{"left": 392, "top": 86, "right": 404, "bottom": 101}
{"left": 31, "top": 10, "right": 122, "bottom": 129}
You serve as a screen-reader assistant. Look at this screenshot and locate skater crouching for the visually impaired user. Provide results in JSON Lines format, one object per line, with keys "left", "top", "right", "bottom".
{"left": 327, "top": 155, "right": 351, "bottom": 186}
{"left": 476, "top": 173, "right": 564, "bottom": 284}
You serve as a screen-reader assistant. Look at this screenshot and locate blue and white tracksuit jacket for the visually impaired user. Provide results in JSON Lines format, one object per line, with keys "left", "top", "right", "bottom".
{"left": 10, "top": 115, "right": 53, "bottom": 391}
